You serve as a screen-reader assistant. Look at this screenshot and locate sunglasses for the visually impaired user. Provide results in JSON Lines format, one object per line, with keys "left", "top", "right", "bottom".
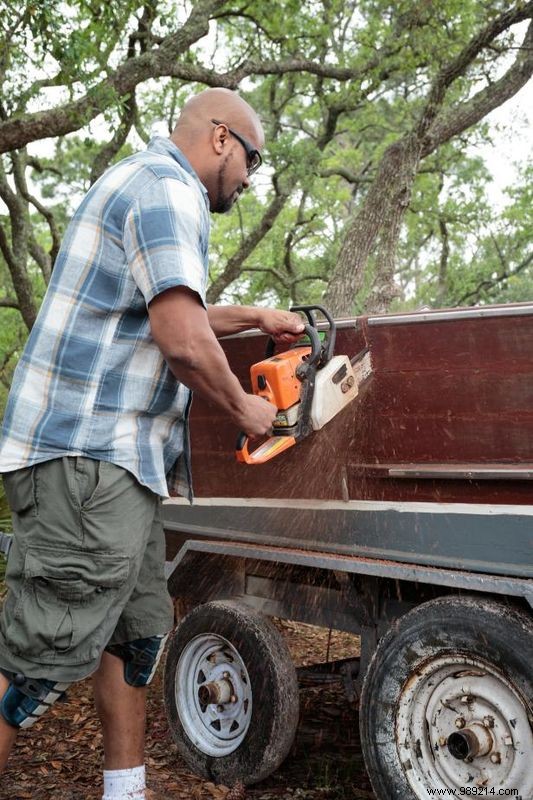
{"left": 211, "top": 118, "right": 262, "bottom": 176}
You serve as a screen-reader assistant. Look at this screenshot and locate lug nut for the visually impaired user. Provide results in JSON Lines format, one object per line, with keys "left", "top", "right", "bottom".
{"left": 490, "top": 752, "right": 501, "bottom": 764}
{"left": 230, "top": 694, "right": 237, "bottom": 703}
{"left": 455, "top": 717, "right": 466, "bottom": 729}
{"left": 217, "top": 704, "right": 224, "bottom": 713}
{"left": 439, "top": 737, "right": 447, "bottom": 747}
{"left": 483, "top": 716, "right": 494, "bottom": 728}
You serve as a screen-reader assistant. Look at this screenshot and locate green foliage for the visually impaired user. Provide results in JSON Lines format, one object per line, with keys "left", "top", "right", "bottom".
{"left": 0, "top": 0, "right": 531, "bottom": 356}
{"left": 0, "top": 309, "right": 27, "bottom": 414}
{"left": 0, "top": 480, "right": 11, "bottom": 534}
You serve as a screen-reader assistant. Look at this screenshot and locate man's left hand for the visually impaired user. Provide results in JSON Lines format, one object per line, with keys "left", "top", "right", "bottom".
{"left": 257, "top": 309, "right": 305, "bottom": 344}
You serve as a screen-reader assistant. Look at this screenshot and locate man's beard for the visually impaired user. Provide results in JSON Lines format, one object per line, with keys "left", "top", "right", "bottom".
{"left": 213, "top": 159, "right": 238, "bottom": 214}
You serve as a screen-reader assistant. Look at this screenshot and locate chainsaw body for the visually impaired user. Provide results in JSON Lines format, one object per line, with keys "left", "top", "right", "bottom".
{"left": 236, "top": 305, "right": 359, "bottom": 465}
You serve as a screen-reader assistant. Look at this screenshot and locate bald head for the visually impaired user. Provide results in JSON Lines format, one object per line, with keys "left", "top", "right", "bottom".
{"left": 172, "top": 88, "right": 264, "bottom": 149}
{"left": 170, "top": 88, "right": 264, "bottom": 213}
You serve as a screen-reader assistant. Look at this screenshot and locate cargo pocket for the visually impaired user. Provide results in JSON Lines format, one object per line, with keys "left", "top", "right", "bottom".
{"left": 6, "top": 545, "right": 130, "bottom": 666}
{"left": 3, "top": 467, "right": 37, "bottom": 516}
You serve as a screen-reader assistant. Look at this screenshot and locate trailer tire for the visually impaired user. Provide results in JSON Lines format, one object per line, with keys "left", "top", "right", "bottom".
{"left": 164, "top": 600, "right": 299, "bottom": 785}
{"left": 359, "top": 596, "right": 533, "bottom": 800}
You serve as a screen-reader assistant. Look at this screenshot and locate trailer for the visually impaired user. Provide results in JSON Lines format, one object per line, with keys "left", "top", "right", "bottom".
{"left": 162, "top": 303, "right": 533, "bottom": 800}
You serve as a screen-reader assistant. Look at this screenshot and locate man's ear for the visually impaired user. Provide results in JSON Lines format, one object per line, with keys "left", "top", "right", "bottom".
{"left": 212, "top": 124, "right": 229, "bottom": 155}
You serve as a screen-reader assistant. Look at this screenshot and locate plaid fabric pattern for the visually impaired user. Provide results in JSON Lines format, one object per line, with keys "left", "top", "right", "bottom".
{"left": 0, "top": 137, "right": 211, "bottom": 499}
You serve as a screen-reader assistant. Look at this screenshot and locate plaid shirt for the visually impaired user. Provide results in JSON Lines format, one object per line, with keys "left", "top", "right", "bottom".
{"left": 0, "top": 137, "right": 211, "bottom": 499}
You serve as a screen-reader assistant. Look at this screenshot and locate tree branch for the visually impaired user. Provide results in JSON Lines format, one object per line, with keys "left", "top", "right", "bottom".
{"left": 0, "top": 157, "right": 37, "bottom": 328}
{"left": 243, "top": 265, "right": 291, "bottom": 289}
{"left": 28, "top": 237, "right": 51, "bottom": 283}
{"left": 206, "top": 188, "right": 290, "bottom": 303}
{"left": 0, "top": 220, "right": 15, "bottom": 269}
{"left": 319, "top": 165, "right": 373, "bottom": 184}
{"left": 0, "top": 297, "right": 19, "bottom": 309}
{"left": 457, "top": 249, "right": 533, "bottom": 305}
{"left": 9, "top": 151, "right": 59, "bottom": 277}
{"left": 90, "top": 91, "right": 137, "bottom": 184}
{"left": 436, "top": 217, "right": 450, "bottom": 305}
{"left": 0, "top": 22, "right": 406, "bottom": 155}
{"left": 26, "top": 156, "right": 63, "bottom": 178}
{"left": 422, "top": 19, "right": 533, "bottom": 157}
{"left": 0, "top": 0, "right": 226, "bottom": 154}
{"left": 417, "top": 2, "right": 533, "bottom": 140}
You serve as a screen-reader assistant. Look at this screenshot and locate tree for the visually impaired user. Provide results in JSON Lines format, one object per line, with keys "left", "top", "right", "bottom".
{"left": 0, "top": 0, "right": 531, "bottom": 348}
{"left": 322, "top": 3, "right": 533, "bottom": 313}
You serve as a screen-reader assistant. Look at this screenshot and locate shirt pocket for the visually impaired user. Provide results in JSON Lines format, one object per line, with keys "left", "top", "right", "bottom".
{"left": 6, "top": 546, "right": 130, "bottom": 666}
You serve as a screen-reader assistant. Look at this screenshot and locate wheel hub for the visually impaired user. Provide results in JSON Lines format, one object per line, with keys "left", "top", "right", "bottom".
{"left": 175, "top": 633, "right": 253, "bottom": 757}
{"left": 447, "top": 722, "right": 494, "bottom": 760}
{"left": 396, "top": 656, "right": 533, "bottom": 798}
{"left": 198, "top": 676, "right": 234, "bottom": 706}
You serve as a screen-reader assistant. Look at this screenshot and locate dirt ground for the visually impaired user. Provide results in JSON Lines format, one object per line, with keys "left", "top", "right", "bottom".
{"left": 0, "top": 620, "right": 375, "bottom": 800}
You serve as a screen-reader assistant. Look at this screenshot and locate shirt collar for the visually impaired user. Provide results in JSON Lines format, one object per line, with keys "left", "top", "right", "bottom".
{"left": 147, "top": 136, "right": 209, "bottom": 204}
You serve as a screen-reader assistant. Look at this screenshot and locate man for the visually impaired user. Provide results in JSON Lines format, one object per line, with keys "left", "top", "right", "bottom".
{"left": 0, "top": 88, "right": 304, "bottom": 800}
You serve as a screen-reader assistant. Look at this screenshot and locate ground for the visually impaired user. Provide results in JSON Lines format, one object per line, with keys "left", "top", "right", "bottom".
{"left": 1, "top": 620, "right": 376, "bottom": 800}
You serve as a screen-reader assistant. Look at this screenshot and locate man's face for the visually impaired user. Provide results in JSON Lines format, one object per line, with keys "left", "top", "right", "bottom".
{"left": 210, "top": 123, "right": 263, "bottom": 214}
{"left": 212, "top": 151, "right": 246, "bottom": 214}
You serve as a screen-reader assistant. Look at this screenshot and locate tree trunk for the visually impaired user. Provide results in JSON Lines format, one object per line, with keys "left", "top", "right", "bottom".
{"left": 323, "top": 134, "right": 421, "bottom": 316}
{"left": 323, "top": 14, "right": 533, "bottom": 317}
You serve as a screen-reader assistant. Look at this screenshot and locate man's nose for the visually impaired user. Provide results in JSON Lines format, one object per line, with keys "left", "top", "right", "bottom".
{"left": 242, "top": 175, "right": 251, "bottom": 191}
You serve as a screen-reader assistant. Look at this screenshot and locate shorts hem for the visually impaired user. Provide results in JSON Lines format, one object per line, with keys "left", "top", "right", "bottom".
{"left": 0, "top": 645, "right": 101, "bottom": 684}
{"left": 108, "top": 618, "right": 174, "bottom": 646}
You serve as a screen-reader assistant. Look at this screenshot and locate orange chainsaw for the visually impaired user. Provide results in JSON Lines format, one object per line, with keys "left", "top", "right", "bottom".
{"left": 235, "top": 305, "right": 359, "bottom": 465}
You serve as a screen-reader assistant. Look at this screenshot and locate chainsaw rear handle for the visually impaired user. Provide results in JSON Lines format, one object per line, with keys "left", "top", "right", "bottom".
{"left": 235, "top": 431, "right": 297, "bottom": 464}
{"left": 265, "top": 323, "right": 322, "bottom": 364}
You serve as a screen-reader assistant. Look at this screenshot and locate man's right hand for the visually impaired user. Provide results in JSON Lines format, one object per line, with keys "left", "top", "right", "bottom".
{"left": 234, "top": 394, "right": 277, "bottom": 438}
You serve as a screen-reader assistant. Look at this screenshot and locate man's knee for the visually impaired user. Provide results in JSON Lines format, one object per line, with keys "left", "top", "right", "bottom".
{"left": 105, "top": 634, "right": 168, "bottom": 687}
{"left": 0, "top": 671, "right": 70, "bottom": 729}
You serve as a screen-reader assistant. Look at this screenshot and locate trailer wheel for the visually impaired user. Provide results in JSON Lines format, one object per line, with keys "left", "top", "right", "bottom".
{"left": 359, "top": 596, "right": 533, "bottom": 800}
{"left": 163, "top": 600, "right": 299, "bottom": 785}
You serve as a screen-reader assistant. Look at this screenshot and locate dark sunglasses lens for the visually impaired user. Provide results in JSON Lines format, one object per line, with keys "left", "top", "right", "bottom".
{"left": 248, "top": 151, "right": 261, "bottom": 175}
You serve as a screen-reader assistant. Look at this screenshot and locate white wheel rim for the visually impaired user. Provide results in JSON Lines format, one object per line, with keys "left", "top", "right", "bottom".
{"left": 396, "top": 654, "right": 533, "bottom": 798}
{"left": 175, "top": 633, "right": 253, "bottom": 757}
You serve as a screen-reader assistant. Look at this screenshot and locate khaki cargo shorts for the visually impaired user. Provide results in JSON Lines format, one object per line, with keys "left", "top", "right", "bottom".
{"left": 0, "top": 457, "right": 174, "bottom": 682}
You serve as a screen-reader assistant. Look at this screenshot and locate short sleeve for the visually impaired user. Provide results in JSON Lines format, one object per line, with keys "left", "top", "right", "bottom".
{"left": 123, "top": 176, "right": 207, "bottom": 307}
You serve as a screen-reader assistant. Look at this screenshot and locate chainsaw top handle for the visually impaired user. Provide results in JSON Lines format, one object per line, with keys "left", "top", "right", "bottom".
{"left": 265, "top": 322, "right": 322, "bottom": 364}
{"left": 290, "top": 304, "right": 336, "bottom": 364}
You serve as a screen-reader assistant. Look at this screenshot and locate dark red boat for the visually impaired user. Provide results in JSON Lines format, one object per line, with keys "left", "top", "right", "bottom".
{"left": 162, "top": 303, "right": 533, "bottom": 800}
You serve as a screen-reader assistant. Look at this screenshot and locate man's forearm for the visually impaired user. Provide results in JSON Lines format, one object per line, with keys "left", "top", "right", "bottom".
{"left": 148, "top": 288, "right": 278, "bottom": 438}
{"left": 207, "top": 304, "right": 264, "bottom": 338}
{"left": 148, "top": 288, "right": 303, "bottom": 436}
{"left": 165, "top": 333, "right": 248, "bottom": 419}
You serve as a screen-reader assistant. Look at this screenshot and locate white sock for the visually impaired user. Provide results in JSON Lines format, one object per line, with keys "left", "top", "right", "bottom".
{"left": 102, "top": 765, "right": 146, "bottom": 800}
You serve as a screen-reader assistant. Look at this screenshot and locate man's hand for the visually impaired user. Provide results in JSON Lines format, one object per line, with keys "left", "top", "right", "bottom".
{"left": 235, "top": 394, "right": 277, "bottom": 438}
{"left": 256, "top": 309, "right": 305, "bottom": 344}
